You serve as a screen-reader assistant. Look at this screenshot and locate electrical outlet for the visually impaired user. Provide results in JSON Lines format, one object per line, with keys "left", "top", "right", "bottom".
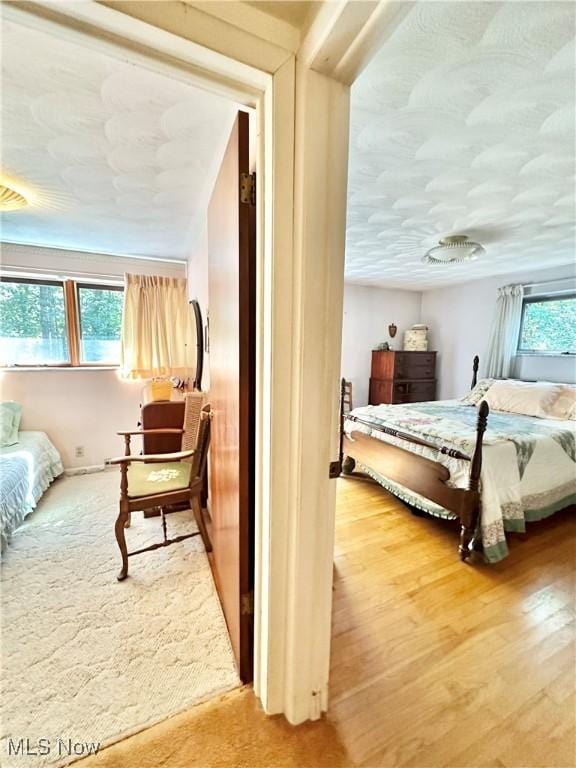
{"left": 75, "top": 446, "right": 85, "bottom": 458}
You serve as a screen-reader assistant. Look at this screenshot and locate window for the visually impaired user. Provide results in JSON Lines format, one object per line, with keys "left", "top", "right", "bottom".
{"left": 0, "top": 277, "right": 123, "bottom": 367}
{"left": 0, "top": 278, "right": 70, "bottom": 365}
{"left": 77, "top": 284, "right": 123, "bottom": 364}
{"left": 518, "top": 294, "right": 576, "bottom": 355}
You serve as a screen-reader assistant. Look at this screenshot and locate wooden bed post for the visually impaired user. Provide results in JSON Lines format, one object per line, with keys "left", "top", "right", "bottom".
{"left": 330, "top": 378, "right": 347, "bottom": 478}
{"left": 339, "top": 378, "right": 346, "bottom": 468}
{"left": 459, "top": 400, "right": 489, "bottom": 561}
{"left": 471, "top": 355, "right": 480, "bottom": 390}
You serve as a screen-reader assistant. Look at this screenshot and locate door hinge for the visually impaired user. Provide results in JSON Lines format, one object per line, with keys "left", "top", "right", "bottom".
{"left": 329, "top": 460, "right": 342, "bottom": 479}
{"left": 241, "top": 590, "right": 254, "bottom": 615}
{"left": 240, "top": 172, "right": 256, "bottom": 206}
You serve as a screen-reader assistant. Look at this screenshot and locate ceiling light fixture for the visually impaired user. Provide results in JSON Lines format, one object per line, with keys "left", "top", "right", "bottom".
{"left": 0, "top": 183, "right": 28, "bottom": 211}
{"left": 423, "top": 234, "right": 485, "bottom": 264}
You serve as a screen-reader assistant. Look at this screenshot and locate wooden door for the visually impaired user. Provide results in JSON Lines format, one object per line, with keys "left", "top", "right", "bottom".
{"left": 207, "top": 111, "right": 255, "bottom": 682}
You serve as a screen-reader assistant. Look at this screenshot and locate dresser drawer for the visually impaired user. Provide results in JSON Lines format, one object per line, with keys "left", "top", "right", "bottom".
{"left": 393, "top": 380, "right": 436, "bottom": 403}
{"left": 395, "top": 353, "right": 436, "bottom": 380}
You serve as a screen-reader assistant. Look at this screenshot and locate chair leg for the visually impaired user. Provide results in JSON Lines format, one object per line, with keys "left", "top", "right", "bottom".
{"left": 201, "top": 466, "right": 209, "bottom": 511}
{"left": 124, "top": 512, "right": 131, "bottom": 529}
{"left": 115, "top": 502, "right": 130, "bottom": 581}
{"left": 192, "top": 495, "right": 212, "bottom": 552}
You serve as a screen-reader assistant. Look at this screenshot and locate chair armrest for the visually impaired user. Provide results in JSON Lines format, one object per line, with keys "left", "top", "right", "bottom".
{"left": 116, "top": 429, "right": 185, "bottom": 436}
{"left": 106, "top": 449, "right": 195, "bottom": 465}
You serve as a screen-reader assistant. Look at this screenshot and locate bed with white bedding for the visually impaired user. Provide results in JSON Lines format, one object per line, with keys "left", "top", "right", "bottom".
{"left": 342, "top": 377, "right": 576, "bottom": 563}
{"left": 0, "top": 431, "right": 63, "bottom": 552}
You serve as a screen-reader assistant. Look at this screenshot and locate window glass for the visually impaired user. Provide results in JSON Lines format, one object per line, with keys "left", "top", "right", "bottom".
{"left": 77, "top": 284, "right": 123, "bottom": 363}
{"left": 0, "top": 279, "right": 69, "bottom": 365}
{"left": 518, "top": 296, "right": 576, "bottom": 354}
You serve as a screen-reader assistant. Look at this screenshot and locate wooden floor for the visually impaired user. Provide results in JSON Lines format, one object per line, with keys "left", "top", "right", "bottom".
{"left": 328, "top": 475, "right": 576, "bottom": 768}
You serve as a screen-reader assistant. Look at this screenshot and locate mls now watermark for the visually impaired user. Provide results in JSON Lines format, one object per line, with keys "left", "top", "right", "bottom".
{"left": 6, "top": 738, "right": 101, "bottom": 759}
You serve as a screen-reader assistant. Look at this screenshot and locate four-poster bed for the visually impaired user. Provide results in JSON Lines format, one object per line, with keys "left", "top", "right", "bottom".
{"left": 338, "top": 356, "right": 575, "bottom": 563}
{"left": 340, "top": 356, "right": 487, "bottom": 561}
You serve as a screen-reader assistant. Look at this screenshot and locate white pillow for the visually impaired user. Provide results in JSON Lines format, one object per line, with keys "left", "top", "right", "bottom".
{"left": 483, "top": 380, "right": 566, "bottom": 419}
{"left": 547, "top": 385, "right": 576, "bottom": 421}
{"left": 0, "top": 401, "right": 22, "bottom": 446}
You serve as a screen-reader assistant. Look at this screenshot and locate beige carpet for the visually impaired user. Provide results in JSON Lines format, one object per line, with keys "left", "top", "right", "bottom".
{"left": 1, "top": 471, "right": 239, "bottom": 768}
{"left": 79, "top": 687, "right": 355, "bottom": 768}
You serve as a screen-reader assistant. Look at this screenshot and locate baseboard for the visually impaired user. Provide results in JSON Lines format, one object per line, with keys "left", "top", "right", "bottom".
{"left": 64, "top": 464, "right": 108, "bottom": 476}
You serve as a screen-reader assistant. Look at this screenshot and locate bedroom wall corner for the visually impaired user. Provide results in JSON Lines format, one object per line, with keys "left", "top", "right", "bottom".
{"left": 341, "top": 284, "right": 422, "bottom": 407}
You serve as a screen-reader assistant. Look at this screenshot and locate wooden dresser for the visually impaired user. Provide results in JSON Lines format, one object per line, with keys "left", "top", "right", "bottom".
{"left": 369, "top": 350, "right": 436, "bottom": 405}
{"left": 140, "top": 400, "right": 185, "bottom": 454}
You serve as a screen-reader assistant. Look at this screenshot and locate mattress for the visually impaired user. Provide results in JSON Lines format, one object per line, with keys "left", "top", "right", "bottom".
{"left": 0, "top": 431, "right": 63, "bottom": 553}
{"left": 345, "top": 400, "right": 576, "bottom": 562}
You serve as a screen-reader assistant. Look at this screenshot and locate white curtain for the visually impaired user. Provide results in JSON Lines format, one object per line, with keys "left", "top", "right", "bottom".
{"left": 120, "top": 273, "right": 196, "bottom": 379}
{"left": 486, "top": 284, "right": 524, "bottom": 378}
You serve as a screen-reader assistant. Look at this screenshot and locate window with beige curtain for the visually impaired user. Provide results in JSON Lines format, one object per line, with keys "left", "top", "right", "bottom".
{"left": 120, "top": 273, "right": 196, "bottom": 379}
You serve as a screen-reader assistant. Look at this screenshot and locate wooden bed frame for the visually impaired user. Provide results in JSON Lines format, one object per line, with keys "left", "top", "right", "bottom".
{"left": 339, "top": 355, "right": 488, "bottom": 561}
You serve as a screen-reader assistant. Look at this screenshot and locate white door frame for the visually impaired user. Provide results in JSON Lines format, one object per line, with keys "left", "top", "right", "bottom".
{"left": 3, "top": 0, "right": 388, "bottom": 725}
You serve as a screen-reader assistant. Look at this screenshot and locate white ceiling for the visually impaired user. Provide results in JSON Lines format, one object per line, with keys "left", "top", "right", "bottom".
{"left": 0, "top": 19, "right": 239, "bottom": 260}
{"left": 346, "top": 1, "right": 576, "bottom": 290}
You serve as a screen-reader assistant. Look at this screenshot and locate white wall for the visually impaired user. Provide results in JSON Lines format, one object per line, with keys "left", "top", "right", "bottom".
{"left": 1, "top": 244, "right": 186, "bottom": 468}
{"left": 0, "top": 369, "right": 144, "bottom": 468}
{"left": 0, "top": 242, "right": 186, "bottom": 280}
{"left": 421, "top": 264, "right": 576, "bottom": 399}
{"left": 341, "top": 284, "right": 422, "bottom": 407}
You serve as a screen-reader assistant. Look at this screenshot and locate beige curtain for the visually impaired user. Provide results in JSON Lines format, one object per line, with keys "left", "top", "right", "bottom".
{"left": 120, "top": 273, "right": 196, "bottom": 380}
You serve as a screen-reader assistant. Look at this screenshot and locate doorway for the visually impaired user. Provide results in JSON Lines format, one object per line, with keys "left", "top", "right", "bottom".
{"left": 0, "top": 12, "right": 257, "bottom": 759}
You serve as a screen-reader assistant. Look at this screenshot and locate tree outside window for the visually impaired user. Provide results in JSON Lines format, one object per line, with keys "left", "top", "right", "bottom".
{"left": 518, "top": 295, "right": 576, "bottom": 354}
{"left": 0, "top": 277, "right": 124, "bottom": 366}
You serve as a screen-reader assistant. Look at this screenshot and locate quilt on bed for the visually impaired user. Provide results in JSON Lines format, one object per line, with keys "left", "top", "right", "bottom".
{"left": 0, "top": 431, "right": 63, "bottom": 552}
{"left": 345, "top": 400, "right": 576, "bottom": 562}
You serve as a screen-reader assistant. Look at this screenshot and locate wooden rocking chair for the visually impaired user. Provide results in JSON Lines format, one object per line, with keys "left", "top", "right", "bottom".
{"left": 108, "top": 403, "right": 212, "bottom": 581}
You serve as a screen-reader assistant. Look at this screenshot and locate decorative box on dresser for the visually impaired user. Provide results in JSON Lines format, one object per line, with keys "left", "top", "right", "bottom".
{"left": 369, "top": 350, "right": 436, "bottom": 405}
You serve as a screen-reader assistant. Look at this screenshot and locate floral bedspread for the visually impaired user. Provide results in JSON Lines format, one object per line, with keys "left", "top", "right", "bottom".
{"left": 345, "top": 400, "right": 576, "bottom": 562}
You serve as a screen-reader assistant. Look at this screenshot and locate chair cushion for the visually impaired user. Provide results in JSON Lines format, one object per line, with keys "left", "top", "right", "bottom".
{"left": 127, "top": 461, "right": 192, "bottom": 498}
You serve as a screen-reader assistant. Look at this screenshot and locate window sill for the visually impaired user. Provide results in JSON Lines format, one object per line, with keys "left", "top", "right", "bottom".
{"left": 0, "top": 366, "right": 120, "bottom": 372}
{"left": 515, "top": 353, "right": 575, "bottom": 359}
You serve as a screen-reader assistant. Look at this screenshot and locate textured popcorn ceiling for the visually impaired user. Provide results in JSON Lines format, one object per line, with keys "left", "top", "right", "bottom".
{"left": 346, "top": 1, "right": 576, "bottom": 290}
{"left": 0, "top": 20, "right": 239, "bottom": 260}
